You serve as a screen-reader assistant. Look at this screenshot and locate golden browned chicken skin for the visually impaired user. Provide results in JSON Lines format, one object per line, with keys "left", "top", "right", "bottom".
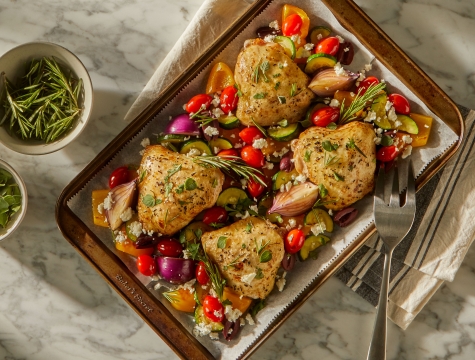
{"left": 234, "top": 39, "right": 314, "bottom": 126}
{"left": 137, "top": 145, "right": 224, "bottom": 236}
{"left": 293, "top": 121, "right": 377, "bottom": 210}
{"left": 201, "top": 217, "right": 285, "bottom": 299}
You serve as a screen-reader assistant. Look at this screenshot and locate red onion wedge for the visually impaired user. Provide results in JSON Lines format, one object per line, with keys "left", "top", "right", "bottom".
{"left": 164, "top": 113, "right": 200, "bottom": 136}
{"left": 156, "top": 256, "right": 195, "bottom": 284}
{"left": 308, "top": 68, "right": 358, "bottom": 97}
{"left": 334, "top": 207, "right": 358, "bottom": 227}
{"left": 268, "top": 182, "right": 319, "bottom": 217}
{"left": 105, "top": 179, "right": 137, "bottom": 230}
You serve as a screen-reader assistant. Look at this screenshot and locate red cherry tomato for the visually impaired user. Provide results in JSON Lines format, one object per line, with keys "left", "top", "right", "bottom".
{"left": 247, "top": 174, "right": 267, "bottom": 198}
{"left": 203, "top": 206, "right": 228, "bottom": 225}
{"left": 388, "top": 93, "right": 410, "bottom": 115}
{"left": 239, "top": 127, "right": 264, "bottom": 144}
{"left": 220, "top": 86, "right": 239, "bottom": 113}
{"left": 136, "top": 254, "right": 156, "bottom": 276}
{"left": 376, "top": 145, "right": 399, "bottom": 162}
{"left": 357, "top": 76, "right": 379, "bottom": 95}
{"left": 282, "top": 14, "right": 303, "bottom": 37}
{"left": 185, "top": 93, "right": 213, "bottom": 114}
{"left": 315, "top": 36, "right": 340, "bottom": 56}
{"left": 195, "top": 261, "right": 210, "bottom": 285}
{"left": 202, "top": 295, "right": 224, "bottom": 322}
{"left": 109, "top": 166, "right": 130, "bottom": 189}
{"left": 156, "top": 238, "right": 183, "bottom": 257}
{"left": 284, "top": 229, "right": 306, "bottom": 254}
{"left": 217, "top": 149, "right": 239, "bottom": 158}
{"left": 241, "top": 145, "right": 265, "bottom": 168}
{"left": 311, "top": 106, "right": 340, "bottom": 127}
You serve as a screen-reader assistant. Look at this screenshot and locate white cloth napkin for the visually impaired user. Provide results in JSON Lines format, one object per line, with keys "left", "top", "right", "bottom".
{"left": 124, "top": 0, "right": 474, "bottom": 330}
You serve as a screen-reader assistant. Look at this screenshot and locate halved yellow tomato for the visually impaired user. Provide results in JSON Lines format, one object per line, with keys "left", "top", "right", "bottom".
{"left": 163, "top": 288, "right": 196, "bottom": 313}
{"left": 409, "top": 113, "right": 432, "bottom": 147}
{"left": 223, "top": 287, "right": 253, "bottom": 313}
{"left": 206, "top": 62, "right": 235, "bottom": 94}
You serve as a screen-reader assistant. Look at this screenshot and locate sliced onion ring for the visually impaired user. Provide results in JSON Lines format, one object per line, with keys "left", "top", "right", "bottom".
{"left": 156, "top": 256, "right": 195, "bottom": 284}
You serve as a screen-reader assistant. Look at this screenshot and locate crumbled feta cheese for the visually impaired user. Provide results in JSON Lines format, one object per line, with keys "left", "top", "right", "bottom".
{"left": 357, "top": 72, "right": 365, "bottom": 82}
{"left": 330, "top": 98, "right": 340, "bottom": 107}
{"left": 182, "top": 104, "right": 187, "bottom": 111}
{"left": 393, "top": 120, "right": 402, "bottom": 128}
{"left": 376, "top": 127, "right": 383, "bottom": 135}
{"left": 365, "top": 63, "right": 372, "bottom": 72}
{"left": 294, "top": 174, "right": 307, "bottom": 184}
{"left": 250, "top": 205, "right": 259, "bottom": 214}
{"left": 402, "top": 135, "right": 413, "bottom": 144}
{"left": 230, "top": 134, "right": 236, "bottom": 138}
{"left": 212, "top": 107, "right": 224, "bottom": 118}
{"left": 128, "top": 221, "right": 143, "bottom": 238}
{"left": 385, "top": 101, "right": 393, "bottom": 112}
{"left": 236, "top": 211, "right": 250, "bottom": 219}
{"left": 263, "top": 161, "right": 274, "bottom": 170}
{"left": 424, "top": 124, "right": 430, "bottom": 128}
{"left": 139, "top": 149, "right": 145, "bottom": 156}
{"left": 209, "top": 332, "right": 219, "bottom": 340}
{"left": 213, "top": 309, "right": 223, "bottom": 319}
{"left": 334, "top": 62, "right": 346, "bottom": 77}
{"left": 153, "top": 282, "right": 162, "bottom": 290}
{"left": 211, "top": 93, "right": 220, "bottom": 107}
{"left": 241, "top": 272, "right": 256, "bottom": 285}
{"left": 324, "top": 99, "right": 330, "bottom": 104}
{"left": 344, "top": 47, "right": 349, "bottom": 52}
{"left": 336, "top": 35, "right": 345, "bottom": 43}
{"left": 328, "top": 209, "right": 333, "bottom": 216}
{"left": 246, "top": 313, "right": 255, "bottom": 325}
{"left": 373, "top": 137, "right": 381, "bottom": 145}
{"left": 140, "top": 138, "right": 150, "bottom": 148}
{"left": 240, "top": 318, "right": 246, "bottom": 327}
{"left": 381, "top": 79, "right": 385, "bottom": 83}
{"left": 402, "top": 145, "right": 412, "bottom": 159}
{"left": 103, "top": 192, "right": 113, "bottom": 210}
{"left": 290, "top": 34, "right": 300, "bottom": 43}
{"left": 269, "top": 20, "right": 279, "bottom": 30}
{"left": 311, "top": 222, "right": 326, "bottom": 235}
{"left": 272, "top": 147, "right": 289, "bottom": 158}
{"left": 186, "top": 148, "right": 201, "bottom": 157}
{"left": 364, "top": 110, "right": 377, "bottom": 123}
{"left": 234, "top": 143, "right": 243, "bottom": 149}
{"left": 204, "top": 126, "right": 220, "bottom": 137}
{"left": 282, "top": 61, "right": 288, "bottom": 67}
{"left": 298, "top": 49, "right": 312, "bottom": 58}
{"left": 288, "top": 218, "right": 296, "bottom": 229}
{"left": 276, "top": 272, "right": 287, "bottom": 291}
{"left": 97, "top": 203, "right": 104, "bottom": 215}
{"left": 264, "top": 34, "right": 277, "bottom": 43}
{"left": 182, "top": 249, "right": 191, "bottom": 259}
{"left": 317, "top": 33, "right": 323, "bottom": 41}
{"left": 213, "top": 147, "right": 220, "bottom": 154}
{"left": 304, "top": 43, "right": 314, "bottom": 51}
{"left": 225, "top": 305, "right": 242, "bottom": 322}
{"left": 120, "top": 207, "right": 133, "bottom": 222}
{"left": 114, "top": 230, "right": 127, "bottom": 243}
{"left": 280, "top": 184, "right": 285, "bottom": 193}
{"left": 252, "top": 138, "right": 268, "bottom": 149}
{"left": 240, "top": 178, "right": 247, "bottom": 189}
{"left": 193, "top": 322, "right": 213, "bottom": 337}
{"left": 284, "top": 181, "right": 293, "bottom": 192}
{"left": 177, "top": 279, "right": 196, "bottom": 293}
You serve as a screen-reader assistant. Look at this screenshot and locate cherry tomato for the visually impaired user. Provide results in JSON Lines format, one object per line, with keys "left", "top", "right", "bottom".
{"left": 357, "top": 76, "right": 379, "bottom": 95}
{"left": 185, "top": 93, "right": 213, "bottom": 114}
{"left": 109, "top": 166, "right": 130, "bottom": 189}
{"left": 315, "top": 36, "right": 340, "bottom": 56}
{"left": 202, "top": 295, "right": 224, "bottom": 322}
{"left": 203, "top": 206, "right": 228, "bottom": 225}
{"left": 388, "top": 93, "right": 410, "bottom": 115}
{"left": 195, "top": 261, "right": 210, "bottom": 285}
{"left": 241, "top": 145, "right": 265, "bottom": 168}
{"left": 284, "top": 229, "right": 306, "bottom": 254}
{"left": 311, "top": 106, "right": 340, "bottom": 127}
{"left": 220, "top": 86, "right": 239, "bottom": 113}
{"left": 239, "top": 126, "right": 264, "bottom": 144}
{"left": 282, "top": 14, "right": 303, "bottom": 37}
{"left": 136, "top": 254, "right": 156, "bottom": 276}
{"left": 376, "top": 145, "right": 399, "bottom": 162}
{"left": 247, "top": 174, "right": 267, "bottom": 198}
{"left": 156, "top": 238, "right": 183, "bottom": 257}
{"left": 217, "top": 149, "right": 239, "bottom": 158}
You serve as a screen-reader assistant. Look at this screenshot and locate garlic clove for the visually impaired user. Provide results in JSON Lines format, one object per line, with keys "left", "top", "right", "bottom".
{"left": 268, "top": 182, "right": 319, "bottom": 217}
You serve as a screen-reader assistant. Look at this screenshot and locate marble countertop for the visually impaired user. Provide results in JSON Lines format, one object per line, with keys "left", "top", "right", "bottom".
{"left": 1, "top": 0, "right": 475, "bottom": 359}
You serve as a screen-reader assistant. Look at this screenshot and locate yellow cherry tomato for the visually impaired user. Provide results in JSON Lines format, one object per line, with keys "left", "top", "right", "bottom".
{"left": 163, "top": 288, "right": 196, "bottom": 313}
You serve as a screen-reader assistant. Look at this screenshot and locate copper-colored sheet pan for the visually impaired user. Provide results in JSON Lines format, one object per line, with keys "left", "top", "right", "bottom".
{"left": 56, "top": 0, "right": 464, "bottom": 359}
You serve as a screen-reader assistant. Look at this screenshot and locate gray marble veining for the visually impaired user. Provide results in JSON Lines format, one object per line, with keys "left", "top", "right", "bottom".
{"left": 0, "top": 0, "right": 474, "bottom": 359}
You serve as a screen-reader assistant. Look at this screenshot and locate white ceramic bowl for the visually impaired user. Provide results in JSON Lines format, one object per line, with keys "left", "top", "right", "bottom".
{"left": 0, "top": 42, "right": 93, "bottom": 155}
{"left": 0, "top": 159, "right": 27, "bottom": 241}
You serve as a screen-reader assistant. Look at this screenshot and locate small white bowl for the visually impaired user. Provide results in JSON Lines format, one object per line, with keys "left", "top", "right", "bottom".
{"left": 0, "top": 159, "right": 27, "bottom": 241}
{"left": 0, "top": 42, "right": 93, "bottom": 155}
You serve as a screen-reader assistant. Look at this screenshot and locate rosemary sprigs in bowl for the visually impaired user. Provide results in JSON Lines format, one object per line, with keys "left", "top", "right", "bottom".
{"left": 0, "top": 42, "right": 92, "bottom": 155}
{"left": 1, "top": 57, "right": 83, "bottom": 143}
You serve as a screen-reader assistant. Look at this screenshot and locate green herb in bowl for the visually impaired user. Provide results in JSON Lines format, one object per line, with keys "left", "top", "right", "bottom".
{"left": 0, "top": 168, "right": 22, "bottom": 228}
{"left": 0, "top": 56, "right": 83, "bottom": 143}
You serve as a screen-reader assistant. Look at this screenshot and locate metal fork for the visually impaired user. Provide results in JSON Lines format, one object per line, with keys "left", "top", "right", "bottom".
{"left": 367, "top": 158, "right": 416, "bottom": 360}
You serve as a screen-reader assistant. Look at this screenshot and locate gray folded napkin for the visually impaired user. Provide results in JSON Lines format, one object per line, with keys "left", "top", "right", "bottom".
{"left": 123, "top": 0, "right": 473, "bottom": 330}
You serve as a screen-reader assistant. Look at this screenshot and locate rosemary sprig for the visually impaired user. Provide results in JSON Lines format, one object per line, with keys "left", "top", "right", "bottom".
{"left": 194, "top": 155, "right": 267, "bottom": 187}
{"left": 338, "top": 82, "right": 386, "bottom": 124}
{"left": 1, "top": 57, "right": 83, "bottom": 143}
{"left": 251, "top": 117, "right": 267, "bottom": 137}
{"left": 346, "top": 138, "right": 366, "bottom": 158}
{"left": 190, "top": 110, "right": 215, "bottom": 127}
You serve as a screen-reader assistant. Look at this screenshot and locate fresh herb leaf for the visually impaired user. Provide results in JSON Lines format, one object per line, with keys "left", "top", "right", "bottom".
{"left": 155, "top": 198, "right": 163, "bottom": 205}
{"left": 222, "top": 299, "right": 233, "bottom": 306}
{"left": 175, "top": 184, "right": 185, "bottom": 194}
{"left": 209, "top": 222, "right": 225, "bottom": 229}
{"left": 242, "top": 243, "right": 246, "bottom": 249}
{"left": 139, "top": 170, "right": 147, "bottom": 182}
{"left": 234, "top": 83, "right": 243, "bottom": 97}
{"left": 274, "top": 82, "right": 281, "bottom": 90}
{"left": 255, "top": 267, "right": 264, "bottom": 280}
{"left": 142, "top": 194, "right": 155, "bottom": 207}
{"left": 326, "top": 122, "right": 337, "bottom": 130}
{"left": 178, "top": 200, "right": 190, "bottom": 206}
{"left": 260, "top": 61, "right": 270, "bottom": 82}
{"left": 246, "top": 221, "right": 253, "bottom": 233}
{"left": 290, "top": 83, "right": 297, "bottom": 97}
{"left": 277, "top": 95, "right": 286, "bottom": 104}
{"left": 319, "top": 184, "right": 328, "bottom": 198}
{"left": 322, "top": 140, "right": 339, "bottom": 152}
{"left": 260, "top": 250, "right": 272, "bottom": 263}
{"left": 217, "top": 236, "right": 227, "bottom": 249}
{"left": 184, "top": 178, "right": 197, "bottom": 190}
{"left": 278, "top": 63, "right": 284, "bottom": 69}
{"left": 324, "top": 152, "right": 339, "bottom": 167}
{"left": 381, "top": 135, "right": 394, "bottom": 146}
{"left": 333, "top": 171, "right": 345, "bottom": 181}
{"left": 304, "top": 150, "right": 312, "bottom": 162}
{"left": 253, "top": 92, "right": 267, "bottom": 99}
{"left": 212, "top": 178, "right": 218, "bottom": 188}
{"left": 346, "top": 138, "right": 367, "bottom": 157}
{"left": 250, "top": 299, "right": 266, "bottom": 317}
{"left": 273, "top": 73, "right": 281, "bottom": 78}
{"left": 252, "top": 65, "right": 259, "bottom": 83}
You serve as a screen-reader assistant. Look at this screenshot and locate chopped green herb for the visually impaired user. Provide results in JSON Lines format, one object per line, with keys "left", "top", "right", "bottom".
{"left": 277, "top": 95, "right": 286, "bottom": 104}
{"left": 139, "top": 170, "right": 147, "bottom": 182}
{"left": 324, "top": 152, "right": 339, "bottom": 167}
{"left": 322, "top": 140, "right": 339, "bottom": 152}
{"left": 155, "top": 198, "right": 163, "bottom": 205}
{"left": 178, "top": 200, "right": 190, "bottom": 206}
{"left": 217, "top": 236, "right": 227, "bottom": 249}
{"left": 242, "top": 243, "right": 246, "bottom": 249}
{"left": 222, "top": 299, "right": 232, "bottom": 306}
{"left": 175, "top": 184, "right": 185, "bottom": 194}
{"left": 260, "top": 61, "right": 270, "bottom": 82}
{"left": 234, "top": 83, "right": 243, "bottom": 97}
{"left": 184, "top": 178, "right": 197, "bottom": 190}
{"left": 246, "top": 221, "right": 253, "bottom": 233}
{"left": 255, "top": 267, "right": 264, "bottom": 280}
{"left": 319, "top": 184, "right": 328, "bottom": 198}
{"left": 326, "top": 122, "right": 337, "bottom": 130}
{"left": 333, "top": 171, "right": 345, "bottom": 181}
{"left": 278, "top": 63, "right": 284, "bottom": 69}
{"left": 346, "top": 138, "right": 367, "bottom": 158}
{"left": 142, "top": 194, "right": 155, "bottom": 207}
{"left": 259, "top": 250, "right": 272, "bottom": 263}
{"left": 380, "top": 135, "right": 394, "bottom": 146}
{"left": 304, "top": 150, "right": 312, "bottom": 162}
{"left": 253, "top": 92, "right": 267, "bottom": 99}
{"left": 274, "top": 82, "right": 281, "bottom": 90}
{"left": 290, "top": 83, "right": 297, "bottom": 97}
{"left": 252, "top": 65, "right": 259, "bottom": 83}
{"left": 273, "top": 73, "right": 281, "bottom": 78}
{"left": 212, "top": 178, "right": 218, "bottom": 188}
